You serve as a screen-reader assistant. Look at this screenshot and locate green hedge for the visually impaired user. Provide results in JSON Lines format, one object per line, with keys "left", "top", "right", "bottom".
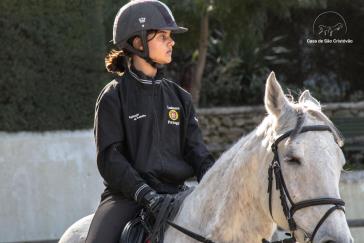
{"left": 0, "top": 0, "right": 108, "bottom": 131}
{"left": 1, "top": 0, "right": 363, "bottom": 132}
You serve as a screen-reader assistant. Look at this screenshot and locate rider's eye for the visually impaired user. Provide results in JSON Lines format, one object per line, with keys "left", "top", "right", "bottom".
{"left": 285, "top": 156, "right": 301, "bottom": 165}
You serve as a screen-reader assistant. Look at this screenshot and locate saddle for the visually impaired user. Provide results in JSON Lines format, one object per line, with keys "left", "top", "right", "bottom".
{"left": 120, "top": 187, "right": 193, "bottom": 243}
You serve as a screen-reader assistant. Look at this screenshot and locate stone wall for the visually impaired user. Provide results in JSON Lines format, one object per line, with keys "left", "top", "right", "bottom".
{"left": 197, "top": 102, "right": 364, "bottom": 164}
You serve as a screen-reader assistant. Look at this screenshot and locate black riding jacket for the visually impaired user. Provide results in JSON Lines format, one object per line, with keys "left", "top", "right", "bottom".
{"left": 94, "top": 66, "right": 215, "bottom": 200}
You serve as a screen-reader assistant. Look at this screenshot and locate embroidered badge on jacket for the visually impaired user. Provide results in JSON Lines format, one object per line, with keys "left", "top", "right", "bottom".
{"left": 167, "top": 106, "right": 180, "bottom": 126}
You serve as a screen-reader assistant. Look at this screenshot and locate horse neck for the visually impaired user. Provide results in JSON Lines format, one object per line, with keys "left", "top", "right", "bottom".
{"left": 175, "top": 118, "right": 277, "bottom": 242}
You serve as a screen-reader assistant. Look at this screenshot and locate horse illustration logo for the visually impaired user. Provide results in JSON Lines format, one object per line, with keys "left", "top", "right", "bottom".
{"left": 313, "top": 11, "right": 347, "bottom": 38}
{"left": 318, "top": 22, "right": 344, "bottom": 36}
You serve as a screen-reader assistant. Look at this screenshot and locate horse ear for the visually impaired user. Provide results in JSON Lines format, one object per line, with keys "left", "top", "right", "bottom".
{"left": 299, "top": 90, "right": 321, "bottom": 110}
{"left": 264, "top": 71, "right": 289, "bottom": 117}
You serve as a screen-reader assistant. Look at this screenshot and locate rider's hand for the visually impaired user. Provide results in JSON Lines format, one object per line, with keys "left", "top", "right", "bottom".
{"left": 141, "top": 190, "right": 165, "bottom": 215}
{"left": 135, "top": 185, "right": 165, "bottom": 215}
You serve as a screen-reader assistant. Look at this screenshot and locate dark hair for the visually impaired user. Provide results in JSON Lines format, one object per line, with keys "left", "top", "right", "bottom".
{"left": 105, "top": 49, "right": 128, "bottom": 74}
{"left": 105, "top": 30, "right": 158, "bottom": 74}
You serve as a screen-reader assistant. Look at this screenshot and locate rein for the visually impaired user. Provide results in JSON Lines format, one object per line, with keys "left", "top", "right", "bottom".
{"left": 263, "top": 125, "right": 345, "bottom": 243}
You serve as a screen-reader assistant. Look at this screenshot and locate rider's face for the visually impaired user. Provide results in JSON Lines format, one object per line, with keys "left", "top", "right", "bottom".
{"left": 147, "top": 30, "right": 175, "bottom": 64}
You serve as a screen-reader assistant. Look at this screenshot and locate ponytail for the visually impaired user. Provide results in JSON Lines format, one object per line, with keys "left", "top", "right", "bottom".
{"left": 105, "top": 49, "right": 128, "bottom": 74}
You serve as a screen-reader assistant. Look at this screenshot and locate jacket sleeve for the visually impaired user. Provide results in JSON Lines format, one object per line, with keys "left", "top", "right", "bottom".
{"left": 183, "top": 100, "right": 215, "bottom": 182}
{"left": 94, "top": 85, "right": 151, "bottom": 200}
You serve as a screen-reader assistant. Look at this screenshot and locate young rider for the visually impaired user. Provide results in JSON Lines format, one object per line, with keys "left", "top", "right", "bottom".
{"left": 85, "top": 1, "right": 215, "bottom": 242}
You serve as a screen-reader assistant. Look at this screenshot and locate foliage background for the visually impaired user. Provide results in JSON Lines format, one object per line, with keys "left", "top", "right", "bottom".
{"left": 0, "top": 0, "right": 363, "bottom": 131}
{"left": 0, "top": 0, "right": 106, "bottom": 131}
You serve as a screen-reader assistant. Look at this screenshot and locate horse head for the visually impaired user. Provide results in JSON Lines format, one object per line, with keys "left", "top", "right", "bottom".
{"left": 332, "top": 23, "right": 343, "bottom": 31}
{"left": 264, "top": 72, "right": 353, "bottom": 243}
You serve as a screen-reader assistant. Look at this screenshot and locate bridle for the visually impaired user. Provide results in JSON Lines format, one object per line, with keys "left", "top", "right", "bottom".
{"left": 263, "top": 125, "right": 346, "bottom": 243}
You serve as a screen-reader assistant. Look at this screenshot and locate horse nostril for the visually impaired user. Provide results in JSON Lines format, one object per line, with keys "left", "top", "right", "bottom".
{"left": 323, "top": 241, "right": 336, "bottom": 243}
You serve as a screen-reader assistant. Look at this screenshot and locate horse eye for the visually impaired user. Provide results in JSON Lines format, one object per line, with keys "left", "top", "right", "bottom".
{"left": 285, "top": 156, "right": 301, "bottom": 165}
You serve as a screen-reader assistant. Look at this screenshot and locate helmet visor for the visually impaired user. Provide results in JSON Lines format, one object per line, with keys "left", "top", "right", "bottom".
{"left": 166, "top": 26, "right": 188, "bottom": 33}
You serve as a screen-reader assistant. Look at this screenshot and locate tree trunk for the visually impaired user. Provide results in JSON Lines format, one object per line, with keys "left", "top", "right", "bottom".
{"left": 191, "top": 9, "right": 209, "bottom": 107}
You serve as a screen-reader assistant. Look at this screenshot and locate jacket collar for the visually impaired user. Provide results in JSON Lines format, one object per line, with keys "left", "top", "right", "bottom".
{"left": 127, "top": 65, "right": 164, "bottom": 85}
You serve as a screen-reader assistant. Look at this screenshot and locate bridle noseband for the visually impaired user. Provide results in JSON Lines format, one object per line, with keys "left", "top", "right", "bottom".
{"left": 264, "top": 125, "right": 345, "bottom": 243}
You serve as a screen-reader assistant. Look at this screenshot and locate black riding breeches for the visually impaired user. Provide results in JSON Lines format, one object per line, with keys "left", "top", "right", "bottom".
{"left": 85, "top": 192, "right": 141, "bottom": 243}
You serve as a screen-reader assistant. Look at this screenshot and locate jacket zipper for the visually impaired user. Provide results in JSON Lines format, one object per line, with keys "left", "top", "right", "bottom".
{"left": 152, "top": 80, "right": 163, "bottom": 172}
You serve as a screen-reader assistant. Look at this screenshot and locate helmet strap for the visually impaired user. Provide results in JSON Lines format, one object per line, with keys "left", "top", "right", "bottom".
{"left": 120, "top": 30, "right": 164, "bottom": 70}
{"left": 140, "top": 30, "right": 164, "bottom": 69}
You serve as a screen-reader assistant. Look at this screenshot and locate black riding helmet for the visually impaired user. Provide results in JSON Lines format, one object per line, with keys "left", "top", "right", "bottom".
{"left": 113, "top": 0, "right": 188, "bottom": 66}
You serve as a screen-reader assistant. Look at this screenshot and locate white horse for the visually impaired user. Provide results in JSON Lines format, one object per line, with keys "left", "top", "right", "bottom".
{"left": 60, "top": 72, "right": 353, "bottom": 243}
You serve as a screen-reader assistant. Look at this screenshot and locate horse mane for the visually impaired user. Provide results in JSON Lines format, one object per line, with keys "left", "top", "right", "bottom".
{"left": 289, "top": 94, "right": 344, "bottom": 147}
{"left": 199, "top": 115, "right": 274, "bottom": 187}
